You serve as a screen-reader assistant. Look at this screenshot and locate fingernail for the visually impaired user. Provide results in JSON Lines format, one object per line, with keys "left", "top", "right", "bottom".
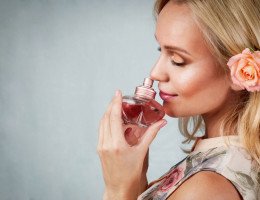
{"left": 115, "top": 90, "right": 120, "bottom": 96}
{"left": 159, "top": 120, "right": 167, "bottom": 128}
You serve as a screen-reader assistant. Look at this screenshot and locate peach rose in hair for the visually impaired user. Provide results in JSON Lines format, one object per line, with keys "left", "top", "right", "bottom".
{"left": 227, "top": 48, "right": 260, "bottom": 92}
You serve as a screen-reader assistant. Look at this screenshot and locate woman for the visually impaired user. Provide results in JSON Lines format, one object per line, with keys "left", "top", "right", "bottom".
{"left": 97, "top": 0, "right": 260, "bottom": 199}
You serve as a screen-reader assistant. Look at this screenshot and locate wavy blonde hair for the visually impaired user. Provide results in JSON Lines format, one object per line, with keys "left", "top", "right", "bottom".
{"left": 154, "top": 0, "right": 260, "bottom": 164}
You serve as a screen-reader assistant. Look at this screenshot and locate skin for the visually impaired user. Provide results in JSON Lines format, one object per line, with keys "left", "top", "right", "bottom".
{"left": 98, "top": 1, "right": 242, "bottom": 200}
{"left": 151, "top": 1, "right": 240, "bottom": 138}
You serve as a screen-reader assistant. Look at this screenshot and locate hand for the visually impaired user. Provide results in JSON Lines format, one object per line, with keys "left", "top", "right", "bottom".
{"left": 124, "top": 125, "right": 149, "bottom": 193}
{"left": 97, "top": 90, "right": 167, "bottom": 200}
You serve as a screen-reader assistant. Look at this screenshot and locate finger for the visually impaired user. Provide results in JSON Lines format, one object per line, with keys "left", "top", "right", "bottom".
{"left": 138, "top": 119, "right": 167, "bottom": 149}
{"left": 102, "top": 112, "right": 111, "bottom": 147}
{"left": 102, "top": 95, "right": 115, "bottom": 125}
{"left": 142, "top": 149, "right": 149, "bottom": 173}
{"left": 133, "top": 126, "right": 147, "bottom": 139}
{"left": 101, "top": 94, "right": 116, "bottom": 141}
{"left": 109, "top": 90, "right": 125, "bottom": 142}
{"left": 97, "top": 117, "right": 104, "bottom": 150}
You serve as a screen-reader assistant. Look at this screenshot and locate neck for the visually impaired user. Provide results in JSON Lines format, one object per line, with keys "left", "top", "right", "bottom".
{"left": 202, "top": 92, "right": 239, "bottom": 139}
{"left": 202, "top": 114, "right": 224, "bottom": 138}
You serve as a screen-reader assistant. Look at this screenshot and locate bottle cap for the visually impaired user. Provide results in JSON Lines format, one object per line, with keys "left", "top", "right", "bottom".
{"left": 134, "top": 77, "right": 156, "bottom": 99}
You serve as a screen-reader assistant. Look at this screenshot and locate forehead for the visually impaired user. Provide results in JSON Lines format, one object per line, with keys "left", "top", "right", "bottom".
{"left": 155, "top": 1, "right": 207, "bottom": 56}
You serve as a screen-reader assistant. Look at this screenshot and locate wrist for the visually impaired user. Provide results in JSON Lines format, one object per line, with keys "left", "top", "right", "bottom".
{"left": 139, "top": 175, "right": 148, "bottom": 194}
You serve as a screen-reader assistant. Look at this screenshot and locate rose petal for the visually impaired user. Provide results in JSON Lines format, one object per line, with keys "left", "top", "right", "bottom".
{"left": 242, "top": 48, "right": 251, "bottom": 54}
{"left": 229, "top": 62, "right": 238, "bottom": 77}
{"left": 255, "top": 51, "right": 260, "bottom": 58}
{"left": 227, "top": 53, "right": 243, "bottom": 67}
{"left": 243, "top": 65, "right": 256, "bottom": 80}
{"left": 253, "top": 52, "right": 260, "bottom": 67}
{"left": 245, "top": 84, "right": 260, "bottom": 92}
{"left": 252, "top": 62, "right": 260, "bottom": 75}
{"left": 231, "top": 75, "right": 245, "bottom": 89}
{"left": 245, "top": 77, "right": 257, "bottom": 86}
{"left": 235, "top": 59, "right": 248, "bottom": 81}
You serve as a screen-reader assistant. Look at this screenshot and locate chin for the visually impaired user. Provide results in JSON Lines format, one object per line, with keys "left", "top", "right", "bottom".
{"left": 165, "top": 112, "right": 189, "bottom": 118}
{"left": 163, "top": 105, "right": 193, "bottom": 118}
{"left": 163, "top": 107, "right": 179, "bottom": 118}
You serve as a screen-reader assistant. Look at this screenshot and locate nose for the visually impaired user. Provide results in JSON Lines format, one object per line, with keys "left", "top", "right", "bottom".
{"left": 150, "top": 56, "right": 169, "bottom": 82}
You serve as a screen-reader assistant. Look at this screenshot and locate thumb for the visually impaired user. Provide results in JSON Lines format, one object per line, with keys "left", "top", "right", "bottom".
{"left": 138, "top": 119, "right": 167, "bottom": 149}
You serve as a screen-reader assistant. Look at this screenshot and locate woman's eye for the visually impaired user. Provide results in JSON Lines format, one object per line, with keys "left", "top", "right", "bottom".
{"left": 171, "top": 60, "right": 185, "bottom": 66}
{"left": 157, "top": 47, "right": 185, "bottom": 66}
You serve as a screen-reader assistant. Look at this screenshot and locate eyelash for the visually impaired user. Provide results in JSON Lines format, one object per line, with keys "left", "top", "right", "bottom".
{"left": 171, "top": 60, "right": 185, "bottom": 66}
{"left": 157, "top": 47, "right": 185, "bottom": 67}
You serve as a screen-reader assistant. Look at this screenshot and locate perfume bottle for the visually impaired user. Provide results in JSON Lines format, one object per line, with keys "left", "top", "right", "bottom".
{"left": 122, "top": 77, "right": 165, "bottom": 127}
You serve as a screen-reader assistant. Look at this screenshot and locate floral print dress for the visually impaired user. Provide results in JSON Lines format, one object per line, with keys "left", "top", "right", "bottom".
{"left": 137, "top": 136, "right": 260, "bottom": 200}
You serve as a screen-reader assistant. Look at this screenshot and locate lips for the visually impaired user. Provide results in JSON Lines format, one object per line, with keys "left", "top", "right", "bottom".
{"left": 159, "top": 91, "right": 178, "bottom": 101}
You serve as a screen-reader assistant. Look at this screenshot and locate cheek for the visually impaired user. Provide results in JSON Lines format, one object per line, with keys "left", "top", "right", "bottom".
{"left": 176, "top": 69, "right": 209, "bottom": 97}
{"left": 178, "top": 69, "right": 229, "bottom": 111}
{"left": 175, "top": 59, "right": 223, "bottom": 98}
{"left": 165, "top": 76, "right": 229, "bottom": 118}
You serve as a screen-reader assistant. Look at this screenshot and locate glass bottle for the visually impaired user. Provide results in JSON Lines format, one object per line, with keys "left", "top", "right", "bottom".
{"left": 122, "top": 77, "right": 165, "bottom": 127}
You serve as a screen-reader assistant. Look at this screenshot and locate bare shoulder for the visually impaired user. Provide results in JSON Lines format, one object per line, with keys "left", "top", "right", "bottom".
{"left": 167, "top": 171, "right": 242, "bottom": 200}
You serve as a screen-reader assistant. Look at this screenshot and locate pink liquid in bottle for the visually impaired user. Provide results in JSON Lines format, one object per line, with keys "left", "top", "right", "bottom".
{"left": 122, "top": 78, "right": 165, "bottom": 127}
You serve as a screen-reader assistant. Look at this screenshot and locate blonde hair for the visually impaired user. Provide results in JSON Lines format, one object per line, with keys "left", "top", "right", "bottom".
{"left": 154, "top": 0, "right": 260, "bottom": 164}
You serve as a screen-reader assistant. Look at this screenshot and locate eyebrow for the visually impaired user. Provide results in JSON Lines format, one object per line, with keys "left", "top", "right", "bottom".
{"left": 155, "top": 35, "right": 191, "bottom": 56}
{"left": 164, "top": 45, "right": 191, "bottom": 56}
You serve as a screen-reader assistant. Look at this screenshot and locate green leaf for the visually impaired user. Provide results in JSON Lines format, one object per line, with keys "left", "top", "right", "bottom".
{"left": 249, "top": 47, "right": 255, "bottom": 53}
